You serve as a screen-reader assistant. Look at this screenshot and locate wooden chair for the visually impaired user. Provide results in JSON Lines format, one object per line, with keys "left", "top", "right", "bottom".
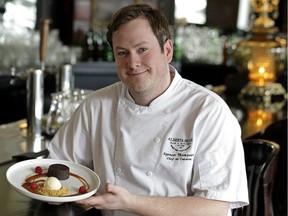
{"left": 247, "top": 118, "right": 287, "bottom": 215}
{"left": 233, "top": 139, "right": 280, "bottom": 216}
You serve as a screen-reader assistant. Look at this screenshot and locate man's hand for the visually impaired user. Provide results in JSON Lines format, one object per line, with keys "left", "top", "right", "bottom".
{"left": 76, "top": 183, "right": 229, "bottom": 216}
{"left": 76, "top": 183, "right": 132, "bottom": 211}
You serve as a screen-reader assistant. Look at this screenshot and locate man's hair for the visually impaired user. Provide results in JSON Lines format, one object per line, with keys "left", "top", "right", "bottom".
{"left": 106, "top": 3, "right": 171, "bottom": 52}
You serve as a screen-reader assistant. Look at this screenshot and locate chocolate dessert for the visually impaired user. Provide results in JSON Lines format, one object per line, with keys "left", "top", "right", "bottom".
{"left": 47, "top": 164, "right": 70, "bottom": 180}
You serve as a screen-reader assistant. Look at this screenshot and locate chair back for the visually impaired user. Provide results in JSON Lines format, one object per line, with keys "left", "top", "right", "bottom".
{"left": 246, "top": 118, "right": 287, "bottom": 215}
{"left": 242, "top": 139, "right": 280, "bottom": 216}
{"left": 243, "top": 139, "right": 280, "bottom": 216}
{"left": 262, "top": 119, "right": 287, "bottom": 215}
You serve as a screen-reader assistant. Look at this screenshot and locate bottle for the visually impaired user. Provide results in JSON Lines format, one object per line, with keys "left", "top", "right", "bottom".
{"left": 93, "top": 29, "right": 104, "bottom": 61}
{"left": 82, "top": 28, "right": 95, "bottom": 61}
{"left": 102, "top": 29, "right": 114, "bottom": 61}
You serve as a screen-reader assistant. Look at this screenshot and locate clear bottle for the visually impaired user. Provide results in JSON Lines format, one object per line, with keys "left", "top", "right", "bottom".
{"left": 45, "top": 93, "right": 64, "bottom": 135}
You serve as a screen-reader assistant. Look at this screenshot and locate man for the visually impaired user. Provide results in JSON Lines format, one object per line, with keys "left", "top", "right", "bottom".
{"left": 48, "top": 3, "right": 249, "bottom": 216}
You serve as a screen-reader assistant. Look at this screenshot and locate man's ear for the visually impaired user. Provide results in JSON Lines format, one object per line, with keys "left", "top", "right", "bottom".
{"left": 164, "top": 39, "right": 173, "bottom": 63}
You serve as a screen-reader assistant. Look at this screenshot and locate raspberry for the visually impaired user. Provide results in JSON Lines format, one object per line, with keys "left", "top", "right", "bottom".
{"left": 79, "top": 186, "right": 87, "bottom": 194}
{"left": 34, "top": 166, "right": 42, "bottom": 174}
{"left": 30, "top": 182, "right": 37, "bottom": 189}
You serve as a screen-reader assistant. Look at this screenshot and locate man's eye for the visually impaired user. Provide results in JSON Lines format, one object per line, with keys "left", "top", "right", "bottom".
{"left": 139, "top": 48, "right": 148, "bottom": 53}
{"left": 117, "top": 51, "right": 126, "bottom": 56}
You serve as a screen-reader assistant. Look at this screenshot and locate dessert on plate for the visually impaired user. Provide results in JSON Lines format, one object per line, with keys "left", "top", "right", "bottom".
{"left": 22, "top": 163, "right": 88, "bottom": 197}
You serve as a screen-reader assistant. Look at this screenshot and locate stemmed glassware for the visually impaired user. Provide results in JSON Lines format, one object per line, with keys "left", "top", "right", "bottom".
{"left": 45, "top": 89, "right": 92, "bottom": 135}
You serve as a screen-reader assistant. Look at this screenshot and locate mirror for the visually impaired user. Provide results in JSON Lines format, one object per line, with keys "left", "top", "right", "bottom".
{"left": 0, "top": 0, "right": 285, "bottom": 44}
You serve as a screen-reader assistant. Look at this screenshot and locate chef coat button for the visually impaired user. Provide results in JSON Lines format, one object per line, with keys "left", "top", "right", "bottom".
{"left": 119, "top": 100, "right": 125, "bottom": 106}
{"left": 153, "top": 137, "right": 160, "bottom": 143}
{"left": 165, "top": 108, "right": 171, "bottom": 114}
{"left": 116, "top": 168, "right": 122, "bottom": 173}
{"left": 146, "top": 171, "right": 153, "bottom": 177}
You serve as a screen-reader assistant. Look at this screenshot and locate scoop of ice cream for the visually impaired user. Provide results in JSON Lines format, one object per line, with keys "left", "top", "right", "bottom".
{"left": 44, "top": 176, "right": 62, "bottom": 190}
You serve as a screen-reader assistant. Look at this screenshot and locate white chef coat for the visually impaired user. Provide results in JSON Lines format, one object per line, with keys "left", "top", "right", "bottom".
{"left": 48, "top": 66, "right": 249, "bottom": 216}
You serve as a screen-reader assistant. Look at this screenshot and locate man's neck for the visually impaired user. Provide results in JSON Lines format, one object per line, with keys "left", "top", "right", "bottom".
{"left": 129, "top": 70, "right": 174, "bottom": 106}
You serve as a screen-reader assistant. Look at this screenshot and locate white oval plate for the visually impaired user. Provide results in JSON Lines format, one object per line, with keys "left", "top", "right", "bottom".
{"left": 6, "top": 158, "right": 100, "bottom": 203}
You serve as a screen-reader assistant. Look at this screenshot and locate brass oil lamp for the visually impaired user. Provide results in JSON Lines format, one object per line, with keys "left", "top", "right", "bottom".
{"left": 233, "top": 0, "right": 287, "bottom": 103}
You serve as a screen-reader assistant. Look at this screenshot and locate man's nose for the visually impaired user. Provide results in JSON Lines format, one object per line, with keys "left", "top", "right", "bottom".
{"left": 127, "top": 54, "right": 141, "bottom": 68}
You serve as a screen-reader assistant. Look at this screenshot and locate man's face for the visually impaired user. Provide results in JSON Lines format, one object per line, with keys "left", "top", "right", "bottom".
{"left": 112, "top": 17, "right": 173, "bottom": 103}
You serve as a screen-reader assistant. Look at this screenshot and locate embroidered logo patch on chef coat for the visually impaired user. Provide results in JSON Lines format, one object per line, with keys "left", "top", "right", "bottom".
{"left": 168, "top": 137, "right": 192, "bottom": 151}
{"left": 163, "top": 137, "right": 194, "bottom": 161}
